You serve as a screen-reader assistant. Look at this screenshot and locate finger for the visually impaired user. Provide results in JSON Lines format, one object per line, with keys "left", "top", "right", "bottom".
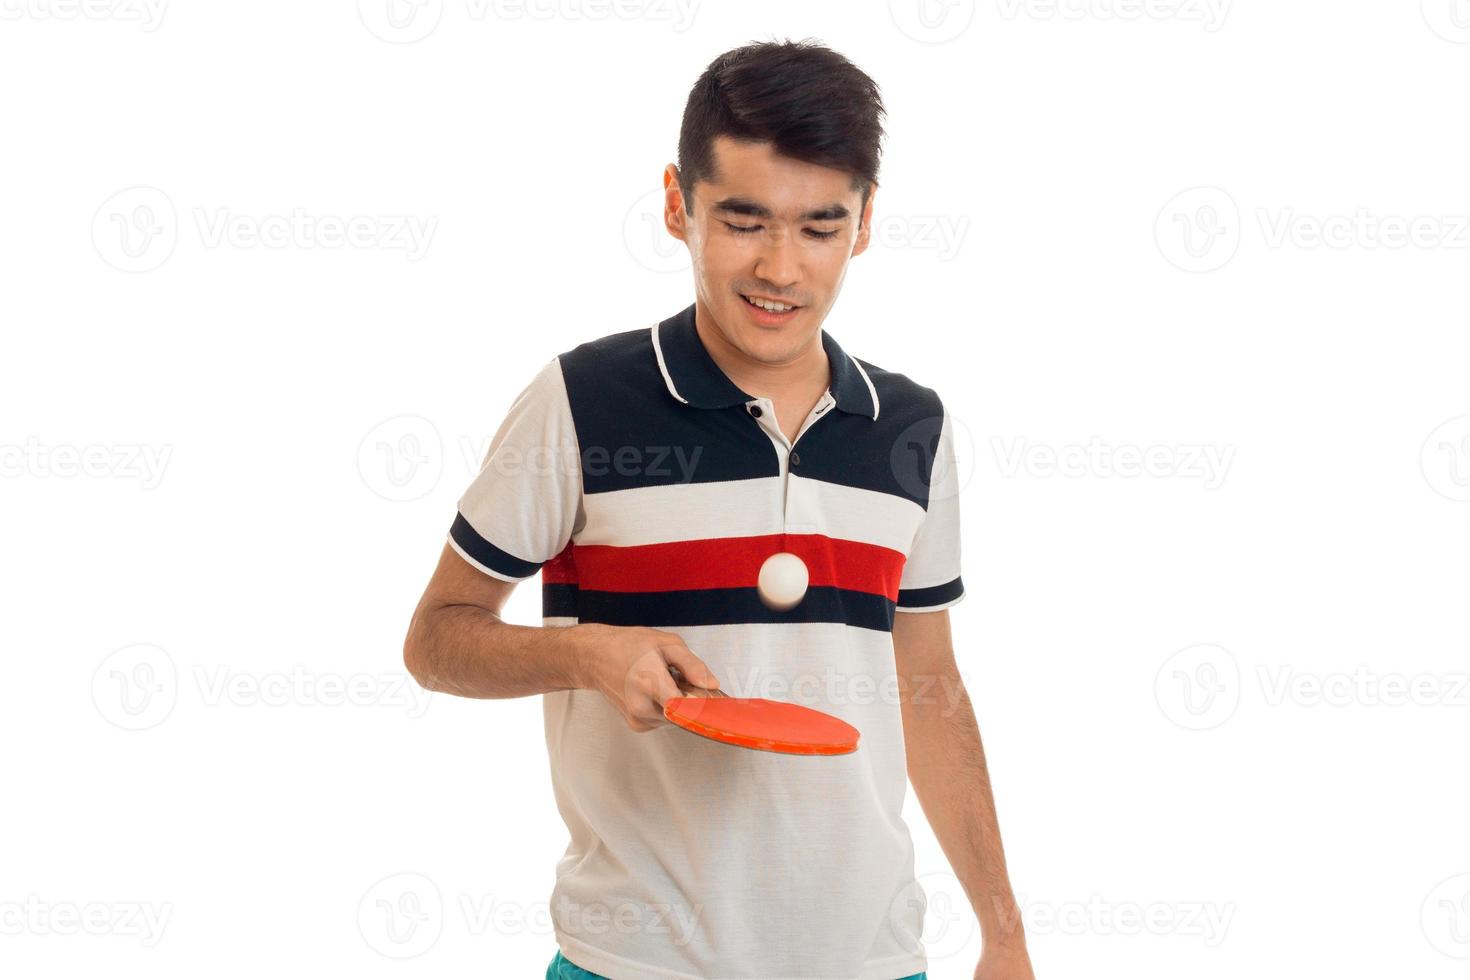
{"left": 622, "top": 656, "right": 684, "bottom": 711}
{"left": 648, "top": 662, "right": 685, "bottom": 707}
{"left": 629, "top": 689, "right": 672, "bottom": 728}
{"left": 659, "top": 641, "right": 721, "bottom": 692}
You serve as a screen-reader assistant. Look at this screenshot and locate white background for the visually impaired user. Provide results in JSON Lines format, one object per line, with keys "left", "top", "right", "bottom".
{"left": 3, "top": 1, "right": 1468, "bottom": 977}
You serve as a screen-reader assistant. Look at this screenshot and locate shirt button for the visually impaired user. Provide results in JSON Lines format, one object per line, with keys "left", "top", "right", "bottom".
{"left": 790, "top": 451, "right": 801, "bottom": 466}
{"left": 748, "top": 405, "right": 763, "bottom": 418}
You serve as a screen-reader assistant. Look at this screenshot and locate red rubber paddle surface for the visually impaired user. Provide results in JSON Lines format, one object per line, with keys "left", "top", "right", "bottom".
{"left": 663, "top": 697, "right": 861, "bottom": 756}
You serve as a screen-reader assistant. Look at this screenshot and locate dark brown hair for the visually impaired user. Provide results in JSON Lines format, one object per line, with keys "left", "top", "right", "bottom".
{"left": 676, "top": 39, "right": 887, "bottom": 215}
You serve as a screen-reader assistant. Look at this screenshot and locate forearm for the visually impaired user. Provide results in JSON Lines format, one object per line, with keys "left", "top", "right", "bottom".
{"left": 404, "top": 602, "right": 589, "bottom": 699}
{"left": 901, "top": 672, "right": 1025, "bottom": 948}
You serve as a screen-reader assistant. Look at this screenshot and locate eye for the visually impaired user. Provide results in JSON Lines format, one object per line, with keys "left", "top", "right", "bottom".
{"left": 723, "top": 222, "right": 840, "bottom": 240}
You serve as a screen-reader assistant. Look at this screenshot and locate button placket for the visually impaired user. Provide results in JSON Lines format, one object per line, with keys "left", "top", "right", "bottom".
{"left": 745, "top": 392, "right": 835, "bottom": 534}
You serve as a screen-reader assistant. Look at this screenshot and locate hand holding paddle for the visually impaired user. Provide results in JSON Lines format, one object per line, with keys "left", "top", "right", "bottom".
{"left": 573, "top": 624, "right": 858, "bottom": 755}
{"left": 574, "top": 623, "right": 722, "bottom": 732}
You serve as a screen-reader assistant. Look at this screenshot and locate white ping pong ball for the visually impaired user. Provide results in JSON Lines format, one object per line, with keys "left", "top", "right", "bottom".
{"left": 757, "top": 552, "right": 809, "bottom": 611}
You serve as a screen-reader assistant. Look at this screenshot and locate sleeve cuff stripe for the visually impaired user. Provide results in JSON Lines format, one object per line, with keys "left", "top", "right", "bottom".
{"left": 896, "top": 577, "right": 964, "bottom": 610}
{"left": 449, "top": 513, "right": 543, "bottom": 580}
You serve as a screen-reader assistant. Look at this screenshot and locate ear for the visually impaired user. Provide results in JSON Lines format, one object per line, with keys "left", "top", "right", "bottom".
{"left": 851, "top": 183, "right": 876, "bottom": 258}
{"left": 663, "top": 164, "right": 688, "bottom": 243}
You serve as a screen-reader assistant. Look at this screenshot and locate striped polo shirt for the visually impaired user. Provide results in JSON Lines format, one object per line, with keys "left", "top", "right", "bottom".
{"left": 449, "top": 302, "right": 964, "bottom": 980}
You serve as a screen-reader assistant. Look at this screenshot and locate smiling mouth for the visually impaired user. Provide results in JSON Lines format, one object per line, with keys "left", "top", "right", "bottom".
{"left": 740, "top": 293, "right": 801, "bottom": 313}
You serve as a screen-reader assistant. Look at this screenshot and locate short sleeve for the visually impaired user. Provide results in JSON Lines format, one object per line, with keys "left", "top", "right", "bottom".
{"left": 895, "top": 407, "right": 966, "bottom": 612}
{"left": 447, "top": 357, "right": 582, "bottom": 582}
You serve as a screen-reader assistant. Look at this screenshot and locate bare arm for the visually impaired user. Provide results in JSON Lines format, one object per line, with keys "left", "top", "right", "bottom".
{"left": 403, "top": 543, "right": 721, "bottom": 730}
{"left": 894, "top": 609, "right": 1035, "bottom": 979}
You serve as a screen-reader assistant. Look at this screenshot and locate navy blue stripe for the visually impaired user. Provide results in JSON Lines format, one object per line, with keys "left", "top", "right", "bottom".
{"left": 896, "top": 577, "right": 964, "bottom": 609}
{"left": 542, "top": 582, "right": 578, "bottom": 618}
{"left": 558, "top": 330, "right": 780, "bottom": 495}
{"left": 449, "top": 513, "right": 542, "bottom": 579}
{"left": 567, "top": 585, "right": 896, "bottom": 632}
{"left": 554, "top": 305, "right": 948, "bottom": 507}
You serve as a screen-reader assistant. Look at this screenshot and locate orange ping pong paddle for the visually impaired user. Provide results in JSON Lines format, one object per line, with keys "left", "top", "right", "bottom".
{"left": 663, "top": 696, "right": 861, "bottom": 755}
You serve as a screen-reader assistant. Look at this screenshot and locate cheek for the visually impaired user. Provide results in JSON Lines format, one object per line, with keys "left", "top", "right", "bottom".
{"left": 694, "top": 236, "right": 746, "bottom": 281}
{"left": 803, "top": 244, "right": 849, "bottom": 282}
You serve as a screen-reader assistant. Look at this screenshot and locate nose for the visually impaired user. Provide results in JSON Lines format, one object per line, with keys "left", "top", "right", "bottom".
{"left": 753, "top": 227, "right": 800, "bottom": 291}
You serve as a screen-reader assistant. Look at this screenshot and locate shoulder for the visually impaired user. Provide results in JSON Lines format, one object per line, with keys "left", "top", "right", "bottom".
{"left": 552, "top": 324, "right": 659, "bottom": 400}
{"left": 851, "top": 354, "right": 947, "bottom": 425}
{"left": 556, "top": 324, "right": 654, "bottom": 372}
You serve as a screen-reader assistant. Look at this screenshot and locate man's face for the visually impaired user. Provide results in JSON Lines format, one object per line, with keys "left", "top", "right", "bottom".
{"left": 664, "top": 136, "right": 874, "bottom": 366}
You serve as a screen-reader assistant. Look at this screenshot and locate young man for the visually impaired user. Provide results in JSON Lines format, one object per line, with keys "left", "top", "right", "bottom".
{"left": 404, "top": 40, "right": 1034, "bottom": 980}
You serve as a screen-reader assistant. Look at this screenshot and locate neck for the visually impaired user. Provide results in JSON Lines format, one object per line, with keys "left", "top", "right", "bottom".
{"left": 693, "top": 299, "right": 829, "bottom": 403}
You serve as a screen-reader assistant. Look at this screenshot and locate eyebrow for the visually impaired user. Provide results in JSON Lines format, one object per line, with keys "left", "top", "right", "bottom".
{"left": 710, "top": 196, "right": 851, "bottom": 222}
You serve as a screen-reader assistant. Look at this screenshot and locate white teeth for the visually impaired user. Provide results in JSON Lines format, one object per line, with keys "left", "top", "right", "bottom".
{"left": 744, "top": 295, "right": 795, "bottom": 313}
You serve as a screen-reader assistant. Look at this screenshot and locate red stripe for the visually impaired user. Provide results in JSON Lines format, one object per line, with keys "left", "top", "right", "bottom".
{"left": 559, "top": 534, "right": 905, "bottom": 600}
{"left": 542, "top": 542, "right": 578, "bottom": 585}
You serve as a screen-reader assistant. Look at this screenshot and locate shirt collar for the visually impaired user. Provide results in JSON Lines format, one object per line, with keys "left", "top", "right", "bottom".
{"left": 652, "top": 302, "right": 880, "bottom": 420}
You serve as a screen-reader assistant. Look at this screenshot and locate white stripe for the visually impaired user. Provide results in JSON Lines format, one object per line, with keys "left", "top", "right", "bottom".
{"left": 785, "top": 474, "right": 921, "bottom": 552}
{"left": 650, "top": 321, "right": 688, "bottom": 404}
{"left": 577, "top": 475, "right": 923, "bottom": 553}
{"left": 849, "top": 355, "right": 880, "bottom": 419}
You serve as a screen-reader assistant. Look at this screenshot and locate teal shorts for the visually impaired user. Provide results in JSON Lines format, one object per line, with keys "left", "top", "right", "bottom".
{"left": 546, "top": 949, "right": 926, "bottom": 979}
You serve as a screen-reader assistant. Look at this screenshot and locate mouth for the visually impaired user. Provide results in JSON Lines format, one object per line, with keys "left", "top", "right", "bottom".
{"left": 739, "top": 292, "right": 802, "bottom": 326}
